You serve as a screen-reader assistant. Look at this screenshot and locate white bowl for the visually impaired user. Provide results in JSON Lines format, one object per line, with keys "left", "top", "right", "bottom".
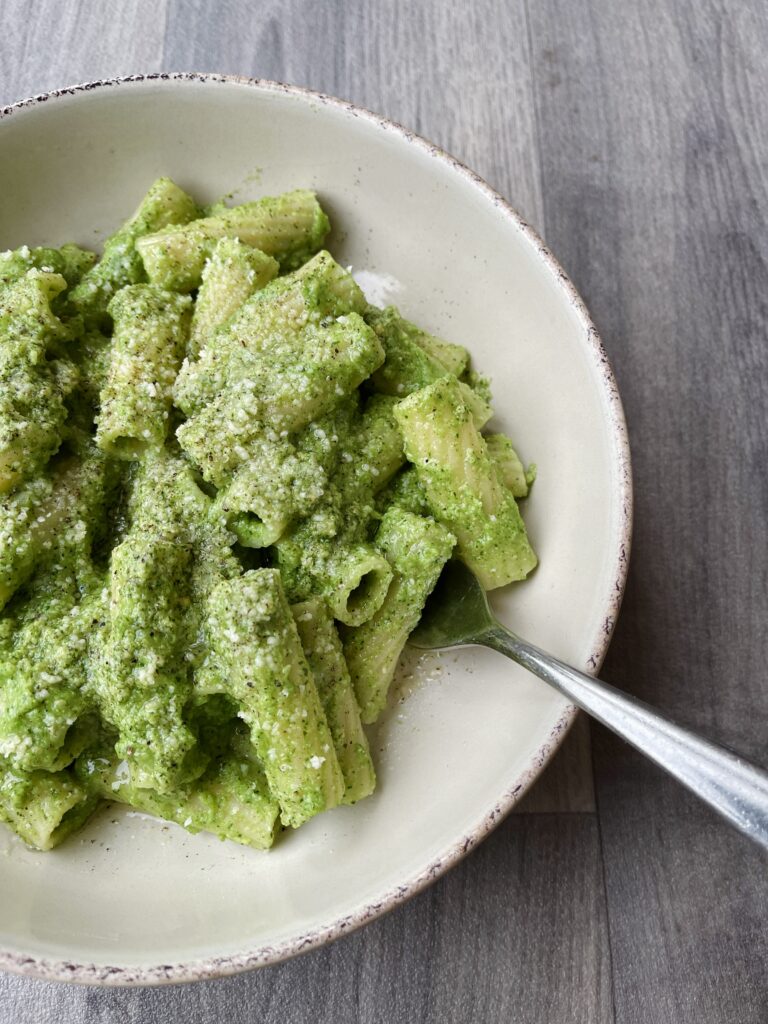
{"left": 0, "top": 74, "right": 631, "bottom": 984}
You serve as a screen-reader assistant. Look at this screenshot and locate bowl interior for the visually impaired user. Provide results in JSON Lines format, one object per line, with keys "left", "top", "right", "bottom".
{"left": 0, "top": 77, "right": 629, "bottom": 981}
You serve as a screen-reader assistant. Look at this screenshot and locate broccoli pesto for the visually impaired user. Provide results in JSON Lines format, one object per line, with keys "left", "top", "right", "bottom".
{"left": 0, "top": 178, "right": 536, "bottom": 852}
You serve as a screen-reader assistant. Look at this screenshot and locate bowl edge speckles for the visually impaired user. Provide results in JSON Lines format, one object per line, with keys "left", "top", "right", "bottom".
{"left": 0, "top": 72, "right": 632, "bottom": 986}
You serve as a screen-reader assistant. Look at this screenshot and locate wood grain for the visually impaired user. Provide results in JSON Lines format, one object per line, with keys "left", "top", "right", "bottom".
{"left": 163, "top": 0, "right": 546, "bottom": 229}
{"left": 0, "top": 0, "right": 167, "bottom": 103}
{"left": 526, "top": 0, "right": 768, "bottom": 1019}
{"left": 2, "top": 0, "right": 768, "bottom": 1020}
{"left": 0, "top": 815, "right": 612, "bottom": 1024}
{"left": 516, "top": 714, "right": 596, "bottom": 813}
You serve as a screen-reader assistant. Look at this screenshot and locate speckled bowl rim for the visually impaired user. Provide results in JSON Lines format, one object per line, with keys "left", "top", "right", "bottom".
{"left": 0, "top": 72, "right": 633, "bottom": 986}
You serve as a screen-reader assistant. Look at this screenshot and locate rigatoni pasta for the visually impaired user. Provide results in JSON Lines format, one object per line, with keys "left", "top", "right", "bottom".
{"left": 76, "top": 726, "right": 280, "bottom": 850}
{"left": 0, "top": 178, "right": 537, "bottom": 852}
{"left": 484, "top": 433, "right": 536, "bottom": 498}
{"left": 0, "top": 443, "right": 115, "bottom": 611}
{"left": 137, "top": 189, "right": 330, "bottom": 291}
{"left": 69, "top": 177, "right": 200, "bottom": 327}
{"left": 96, "top": 533, "right": 199, "bottom": 794}
{"left": 0, "top": 761, "right": 98, "bottom": 852}
{"left": 96, "top": 285, "right": 192, "bottom": 459}
{"left": 394, "top": 376, "right": 537, "bottom": 589}
{"left": 206, "top": 570, "right": 345, "bottom": 828}
{"left": 0, "top": 242, "right": 95, "bottom": 292}
{"left": 343, "top": 507, "right": 456, "bottom": 724}
{"left": 0, "top": 270, "right": 73, "bottom": 494}
{"left": 188, "top": 238, "right": 279, "bottom": 359}
{"left": 292, "top": 599, "right": 376, "bottom": 804}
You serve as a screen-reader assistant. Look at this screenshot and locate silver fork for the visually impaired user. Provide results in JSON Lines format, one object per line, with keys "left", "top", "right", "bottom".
{"left": 408, "top": 560, "right": 768, "bottom": 849}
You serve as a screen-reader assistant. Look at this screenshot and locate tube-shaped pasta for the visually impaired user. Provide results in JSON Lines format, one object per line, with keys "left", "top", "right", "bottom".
{"left": 177, "top": 312, "right": 383, "bottom": 467}
{"left": 76, "top": 732, "right": 280, "bottom": 850}
{"left": 0, "top": 438, "right": 112, "bottom": 770}
{"left": 125, "top": 447, "right": 206, "bottom": 532}
{"left": 267, "top": 317, "right": 382, "bottom": 428}
{"left": 179, "top": 406, "right": 317, "bottom": 491}
{"left": 137, "top": 189, "right": 330, "bottom": 291}
{"left": 0, "top": 270, "right": 72, "bottom": 493}
{"left": 0, "top": 761, "right": 99, "bottom": 851}
{"left": 206, "top": 570, "right": 344, "bottom": 828}
{"left": 0, "top": 569, "right": 105, "bottom": 772}
{"left": 248, "top": 317, "right": 384, "bottom": 433}
{"left": 334, "top": 394, "right": 405, "bottom": 498}
{"left": 0, "top": 443, "right": 116, "bottom": 611}
{"left": 416, "top": 331, "right": 469, "bottom": 377}
{"left": 69, "top": 330, "right": 111, "bottom": 410}
{"left": 343, "top": 507, "right": 455, "bottom": 723}
{"left": 95, "top": 534, "right": 200, "bottom": 793}
{"left": 364, "top": 307, "right": 493, "bottom": 430}
{"left": 394, "top": 377, "right": 537, "bottom": 589}
{"left": 69, "top": 177, "right": 199, "bottom": 327}
{"left": 213, "top": 445, "right": 327, "bottom": 549}
{"left": 0, "top": 476, "right": 54, "bottom": 609}
{"left": 96, "top": 285, "right": 191, "bottom": 459}
{"left": 174, "top": 250, "right": 368, "bottom": 415}
{"left": 276, "top": 527, "right": 386, "bottom": 616}
{"left": 188, "top": 393, "right": 388, "bottom": 553}
{"left": 292, "top": 599, "right": 375, "bottom": 803}
{"left": 123, "top": 449, "right": 241, "bottom": 616}
{"left": 188, "top": 239, "right": 279, "bottom": 359}
{"left": 375, "top": 466, "right": 430, "bottom": 517}
{"left": 198, "top": 400, "right": 357, "bottom": 549}
{"left": 0, "top": 243, "right": 96, "bottom": 292}
{"left": 324, "top": 542, "right": 394, "bottom": 626}
{"left": 367, "top": 305, "right": 468, "bottom": 395}
{"left": 457, "top": 381, "right": 493, "bottom": 429}
{"left": 483, "top": 433, "right": 535, "bottom": 498}
{"left": 274, "top": 395, "right": 404, "bottom": 618}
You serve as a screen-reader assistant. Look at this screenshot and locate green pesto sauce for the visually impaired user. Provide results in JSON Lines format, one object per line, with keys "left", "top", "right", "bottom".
{"left": 0, "top": 179, "right": 537, "bottom": 851}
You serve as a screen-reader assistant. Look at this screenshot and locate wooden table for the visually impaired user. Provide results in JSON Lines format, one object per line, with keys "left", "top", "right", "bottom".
{"left": 2, "top": 1, "right": 767, "bottom": 1020}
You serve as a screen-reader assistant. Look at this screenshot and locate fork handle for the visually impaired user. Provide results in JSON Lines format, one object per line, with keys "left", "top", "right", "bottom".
{"left": 479, "top": 625, "right": 768, "bottom": 849}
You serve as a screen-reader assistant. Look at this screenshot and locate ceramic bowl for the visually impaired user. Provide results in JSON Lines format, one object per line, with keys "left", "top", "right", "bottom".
{"left": 0, "top": 74, "right": 631, "bottom": 984}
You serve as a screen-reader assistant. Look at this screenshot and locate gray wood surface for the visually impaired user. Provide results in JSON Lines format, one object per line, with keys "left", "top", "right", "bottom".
{"left": 1, "top": 0, "right": 767, "bottom": 1020}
